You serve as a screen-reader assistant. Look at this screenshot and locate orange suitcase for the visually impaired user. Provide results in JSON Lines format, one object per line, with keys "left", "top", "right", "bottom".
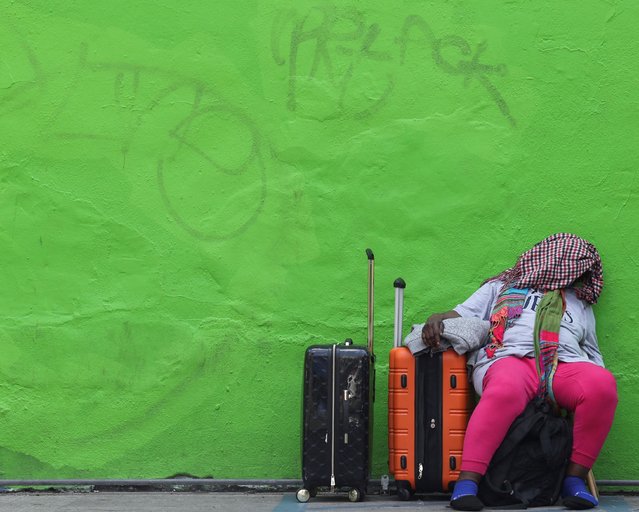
{"left": 388, "top": 278, "right": 473, "bottom": 500}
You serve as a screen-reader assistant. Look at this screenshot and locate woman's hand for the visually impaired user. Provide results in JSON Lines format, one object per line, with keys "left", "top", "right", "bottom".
{"left": 421, "top": 310, "right": 461, "bottom": 348}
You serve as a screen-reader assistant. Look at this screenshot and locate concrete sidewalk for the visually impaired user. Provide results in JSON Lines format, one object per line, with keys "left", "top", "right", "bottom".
{"left": 0, "top": 492, "right": 637, "bottom": 512}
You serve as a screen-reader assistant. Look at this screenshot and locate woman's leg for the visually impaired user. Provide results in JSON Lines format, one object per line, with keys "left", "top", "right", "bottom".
{"left": 552, "top": 362, "right": 618, "bottom": 509}
{"left": 459, "top": 356, "right": 539, "bottom": 477}
{"left": 552, "top": 362, "right": 618, "bottom": 471}
{"left": 454, "top": 359, "right": 617, "bottom": 511}
{"left": 451, "top": 357, "right": 539, "bottom": 510}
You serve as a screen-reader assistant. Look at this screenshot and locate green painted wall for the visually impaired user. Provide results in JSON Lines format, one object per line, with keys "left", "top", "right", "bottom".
{"left": 1, "top": 0, "right": 637, "bottom": 480}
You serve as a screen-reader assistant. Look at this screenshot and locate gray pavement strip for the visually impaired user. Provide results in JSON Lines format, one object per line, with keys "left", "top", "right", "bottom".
{"left": 0, "top": 493, "right": 636, "bottom": 512}
{"left": 273, "top": 494, "right": 638, "bottom": 511}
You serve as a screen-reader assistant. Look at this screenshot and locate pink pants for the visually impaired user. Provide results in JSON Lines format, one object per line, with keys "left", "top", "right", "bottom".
{"left": 461, "top": 356, "right": 618, "bottom": 475}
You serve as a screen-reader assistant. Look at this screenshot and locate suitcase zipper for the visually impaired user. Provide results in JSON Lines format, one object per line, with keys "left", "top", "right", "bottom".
{"left": 330, "top": 343, "right": 337, "bottom": 491}
{"left": 415, "top": 353, "right": 443, "bottom": 491}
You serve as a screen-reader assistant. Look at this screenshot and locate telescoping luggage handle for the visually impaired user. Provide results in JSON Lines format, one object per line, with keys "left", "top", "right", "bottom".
{"left": 366, "top": 249, "right": 375, "bottom": 354}
{"left": 393, "top": 278, "right": 406, "bottom": 348}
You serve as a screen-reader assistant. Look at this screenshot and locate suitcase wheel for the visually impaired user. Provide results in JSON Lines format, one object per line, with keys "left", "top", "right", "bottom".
{"left": 296, "top": 488, "right": 311, "bottom": 503}
{"left": 396, "top": 481, "right": 415, "bottom": 501}
{"left": 348, "top": 488, "right": 364, "bottom": 502}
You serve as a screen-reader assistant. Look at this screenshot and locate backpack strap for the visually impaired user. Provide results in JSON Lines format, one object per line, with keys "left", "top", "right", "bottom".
{"left": 479, "top": 471, "right": 530, "bottom": 509}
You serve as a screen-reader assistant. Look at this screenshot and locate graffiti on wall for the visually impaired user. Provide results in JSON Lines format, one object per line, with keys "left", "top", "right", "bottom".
{"left": 1, "top": 21, "right": 267, "bottom": 242}
{"left": 271, "top": 7, "right": 515, "bottom": 125}
{"left": 1, "top": 5, "right": 515, "bottom": 244}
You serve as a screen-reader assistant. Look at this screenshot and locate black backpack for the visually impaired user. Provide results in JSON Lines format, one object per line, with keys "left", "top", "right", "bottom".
{"left": 477, "top": 398, "right": 573, "bottom": 508}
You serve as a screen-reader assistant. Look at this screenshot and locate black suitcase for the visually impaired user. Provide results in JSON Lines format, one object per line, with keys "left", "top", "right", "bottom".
{"left": 297, "top": 249, "right": 375, "bottom": 503}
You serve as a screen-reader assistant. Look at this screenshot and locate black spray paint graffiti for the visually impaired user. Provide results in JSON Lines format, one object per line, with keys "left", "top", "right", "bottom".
{"left": 2, "top": 38, "right": 267, "bottom": 242}
{"left": 77, "top": 60, "right": 267, "bottom": 241}
{"left": 3, "top": 7, "right": 514, "bottom": 244}
{"left": 272, "top": 6, "right": 394, "bottom": 119}
{"left": 272, "top": 9, "right": 515, "bottom": 126}
{"left": 399, "top": 16, "right": 514, "bottom": 126}
{"left": 157, "top": 101, "right": 267, "bottom": 242}
{"left": 0, "top": 16, "right": 47, "bottom": 116}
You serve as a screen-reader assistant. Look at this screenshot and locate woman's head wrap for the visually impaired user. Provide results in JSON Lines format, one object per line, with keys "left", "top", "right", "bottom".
{"left": 486, "top": 232, "right": 603, "bottom": 304}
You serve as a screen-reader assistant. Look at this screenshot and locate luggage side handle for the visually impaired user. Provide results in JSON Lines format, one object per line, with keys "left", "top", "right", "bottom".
{"left": 343, "top": 389, "right": 350, "bottom": 444}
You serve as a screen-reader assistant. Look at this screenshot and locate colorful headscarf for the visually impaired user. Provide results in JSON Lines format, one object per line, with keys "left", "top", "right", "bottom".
{"left": 484, "top": 233, "right": 604, "bottom": 359}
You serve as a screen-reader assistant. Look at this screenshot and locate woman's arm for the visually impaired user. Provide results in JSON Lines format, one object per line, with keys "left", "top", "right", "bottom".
{"left": 421, "top": 310, "right": 461, "bottom": 349}
{"left": 421, "top": 280, "right": 499, "bottom": 349}
{"left": 581, "top": 306, "right": 605, "bottom": 366}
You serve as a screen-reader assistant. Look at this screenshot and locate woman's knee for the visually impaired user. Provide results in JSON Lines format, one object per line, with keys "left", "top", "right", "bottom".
{"left": 577, "top": 367, "right": 618, "bottom": 406}
{"left": 588, "top": 368, "right": 618, "bottom": 404}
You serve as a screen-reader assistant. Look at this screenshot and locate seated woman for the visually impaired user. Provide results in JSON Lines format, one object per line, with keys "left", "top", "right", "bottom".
{"left": 422, "top": 233, "right": 618, "bottom": 511}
